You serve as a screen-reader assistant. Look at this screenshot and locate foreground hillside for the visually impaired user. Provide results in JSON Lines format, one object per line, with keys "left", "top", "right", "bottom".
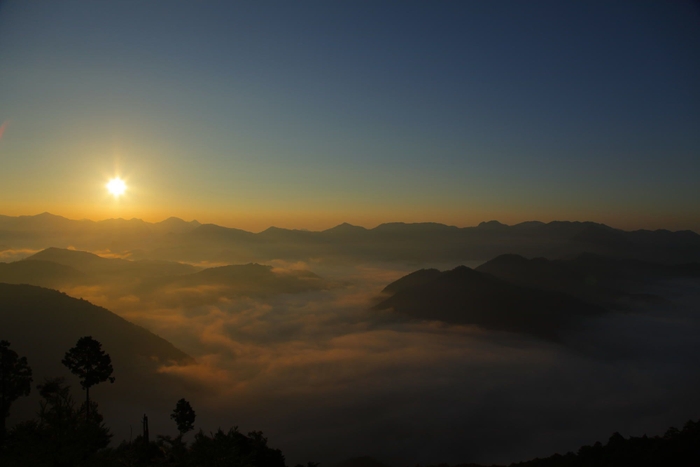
{"left": 0, "top": 283, "right": 190, "bottom": 366}
{"left": 0, "top": 283, "right": 196, "bottom": 438}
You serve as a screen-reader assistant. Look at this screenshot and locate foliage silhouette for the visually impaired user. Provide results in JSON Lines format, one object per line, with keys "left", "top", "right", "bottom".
{"left": 171, "top": 398, "right": 196, "bottom": 436}
{"left": 62, "top": 336, "right": 115, "bottom": 421}
{"left": 188, "top": 427, "right": 286, "bottom": 467}
{"left": 2, "top": 377, "right": 111, "bottom": 466}
{"left": 0, "top": 340, "right": 32, "bottom": 443}
{"left": 2, "top": 332, "right": 699, "bottom": 466}
{"left": 3, "top": 385, "right": 699, "bottom": 466}
{"left": 108, "top": 426, "right": 288, "bottom": 467}
{"left": 424, "top": 420, "right": 700, "bottom": 467}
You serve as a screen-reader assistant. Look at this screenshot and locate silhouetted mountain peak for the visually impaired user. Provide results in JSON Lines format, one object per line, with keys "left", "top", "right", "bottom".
{"left": 439, "top": 265, "right": 483, "bottom": 282}
{"left": 372, "top": 222, "right": 458, "bottom": 233}
{"left": 155, "top": 216, "right": 201, "bottom": 234}
{"left": 25, "top": 247, "right": 110, "bottom": 265}
{"left": 35, "top": 211, "right": 63, "bottom": 219}
{"left": 376, "top": 264, "right": 607, "bottom": 341}
{"left": 477, "top": 220, "right": 508, "bottom": 229}
{"left": 158, "top": 216, "right": 199, "bottom": 226}
{"left": 381, "top": 268, "right": 441, "bottom": 295}
{"left": 260, "top": 226, "right": 300, "bottom": 236}
{"left": 480, "top": 253, "right": 530, "bottom": 267}
{"left": 196, "top": 223, "right": 225, "bottom": 232}
{"left": 188, "top": 223, "right": 256, "bottom": 240}
{"left": 23, "top": 247, "right": 196, "bottom": 278}
{"left": 323, "top": 222, "right": 368, "bottom": 234}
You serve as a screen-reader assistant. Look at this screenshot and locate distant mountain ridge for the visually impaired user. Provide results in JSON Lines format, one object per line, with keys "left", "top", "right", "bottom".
{"left": 1, "top": 213, "right": 699, "bottom": 264}
{"left": 174, "top": 219, "right": 700, "bottom": 264}
{"left": 0, "top": 212, "right": 200, "bottom": 233}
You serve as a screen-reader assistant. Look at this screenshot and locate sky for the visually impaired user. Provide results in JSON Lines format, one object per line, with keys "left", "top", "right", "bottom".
{"left": 0, "top": 0, "right": 699, "bottom": 232}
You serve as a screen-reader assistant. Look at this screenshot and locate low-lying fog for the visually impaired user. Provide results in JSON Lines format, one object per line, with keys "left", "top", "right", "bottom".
{"left": 36, "top": 256, "right": 700, "bottom": 466}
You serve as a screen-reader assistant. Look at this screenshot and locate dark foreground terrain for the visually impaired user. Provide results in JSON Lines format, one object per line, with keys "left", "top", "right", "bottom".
{"left": 2, "top": 392, "right": 699, "bottom": 467}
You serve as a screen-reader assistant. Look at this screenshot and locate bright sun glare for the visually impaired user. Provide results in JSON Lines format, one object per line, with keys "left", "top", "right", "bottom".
{"left": 106, "top": 177, "right": 127, "bottom": 197}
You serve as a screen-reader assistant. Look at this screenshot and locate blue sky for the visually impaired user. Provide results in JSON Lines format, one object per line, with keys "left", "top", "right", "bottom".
{"left": 0, "top": 1, "right": 698, "bottom": 231}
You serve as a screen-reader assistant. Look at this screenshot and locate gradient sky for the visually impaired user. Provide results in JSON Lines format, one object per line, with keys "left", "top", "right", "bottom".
{"left": 0, "top": 0, "right": 699, "bottom": 232}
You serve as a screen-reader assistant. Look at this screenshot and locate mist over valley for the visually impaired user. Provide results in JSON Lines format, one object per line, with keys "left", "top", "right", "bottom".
{"left": 2, "top": 214, "right": 699, "bottom": 465}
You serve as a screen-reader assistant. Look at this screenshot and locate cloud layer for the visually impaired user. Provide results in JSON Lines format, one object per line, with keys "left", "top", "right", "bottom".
{"left": 57, "top": 261, "right": 700, "bottom": 466}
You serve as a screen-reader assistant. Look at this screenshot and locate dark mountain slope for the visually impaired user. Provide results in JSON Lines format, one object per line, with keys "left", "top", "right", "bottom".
{"left": 0, "top": 260, "right": 85, "bottom": 288}
{"left": 0, "top": 283, "right": 190, "bottom": 366}
{"left": 375, "top": 266, "right": 606, "bottom": 341}
{"left": 0, "top": 283, "right": 195, "bottom": 440}
{"left": 380, "top": 268, "right": 442, "bottom": 296}
{"left": 475, "top": 254, "right": 624, "bottom": 308}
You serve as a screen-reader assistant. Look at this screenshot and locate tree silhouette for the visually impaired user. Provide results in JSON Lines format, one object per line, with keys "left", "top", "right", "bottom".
{"left": 171, "top": 398, "right": 196, "bottom": 436}
{"left": 2, "top": 377, "right": 111, "bottom": 465}
{"left": 61, "top": 336, "right": 114, "bottom": 420}
{"left": 0, "top": 340, "right": 33, "bottom": 442}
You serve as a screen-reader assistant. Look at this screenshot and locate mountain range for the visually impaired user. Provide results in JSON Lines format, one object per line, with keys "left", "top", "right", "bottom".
{"left": 1, "top": 213, "right": 699, "bottom": 264}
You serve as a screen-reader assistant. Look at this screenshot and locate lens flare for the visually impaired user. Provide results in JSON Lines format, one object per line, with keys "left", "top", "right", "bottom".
{"left": 106, "top": 178, "right": 127, "bottom": 197}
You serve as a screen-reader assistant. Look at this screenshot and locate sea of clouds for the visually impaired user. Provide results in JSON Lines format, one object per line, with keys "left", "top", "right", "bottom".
{"left": 53, "top": 258, "right": 700, "bottom": 466}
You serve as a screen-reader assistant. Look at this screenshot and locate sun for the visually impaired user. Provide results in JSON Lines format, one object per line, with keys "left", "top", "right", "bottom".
{"left": 106, "top": 177, "right": 127, "bottom": 197}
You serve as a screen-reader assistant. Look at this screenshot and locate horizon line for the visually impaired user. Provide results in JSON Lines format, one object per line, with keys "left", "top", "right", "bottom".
{"left": 1, "top": 211, "right": 698, "bottom": 236}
